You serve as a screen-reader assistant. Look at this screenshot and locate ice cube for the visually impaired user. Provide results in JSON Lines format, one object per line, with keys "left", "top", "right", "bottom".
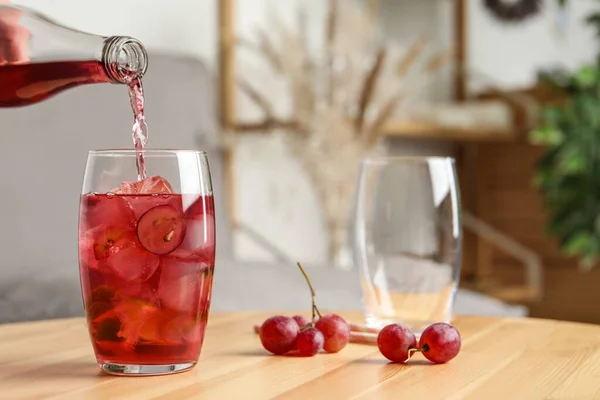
{"left": 120, "top": 181, "right": 138, "bottom": 195}
{"left": 162, "top": 315, "right": 204, "bottom": 343}
{"left": 180, "top": 214, "right": 215, "bottom": 250}
{"left": 87, "top": 225, "right": 135, "bottom": 261}
{"left": 121, "top": 176, "right": 174, "bottom": 194}
{"left": 106, "top": 243, "right": 160, "bottom": 282}
{"left": 91, "top": 228, "right": 160, "bottom": 281}
{"left": 124, "top": 194, "right": 184, "bottom": 221}
{"left": 78, "top": 236, "right": 100, "bottom": 270}
{"left": 120, "top": 176, "right": 182, "bottom": 221}
{"left": 80, "top": 193, "right": 135, "bottom": 230}
{"left": 158, "top": 258, "right": 202, "bottom": 312}
{"left": 79, "top": 225, "right": 133, "bottom": 275}
{"left": 166, "top": 247, "right": 213, "bottom": 266}
{"left": 115, "top": 282, "right": 159, "bottom": 305}
{"left": 183, "top": 194, "right": 214, "bottom": 218}
{"left": 184, "top": 321, "right": 204, "bottom": 343}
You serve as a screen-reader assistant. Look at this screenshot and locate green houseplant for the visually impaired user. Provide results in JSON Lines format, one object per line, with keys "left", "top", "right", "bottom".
{"left": 530, "top": 7, "right": 600, "bottom": 269}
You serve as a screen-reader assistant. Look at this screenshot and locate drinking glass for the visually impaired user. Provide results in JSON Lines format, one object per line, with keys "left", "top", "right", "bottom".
{"left": 352, "top": 156, "right": 461, "bottom": 333}
{"left": 78, "top": 149, "right": 215, "bottom": 376}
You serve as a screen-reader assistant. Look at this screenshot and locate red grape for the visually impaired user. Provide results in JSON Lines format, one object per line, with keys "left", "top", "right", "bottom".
{"left": 377, "top": 324, "right": 417, "bottom": 363}
{"left": 259, "top": 316, "right": 299, "bottom": 355}
{"left": 419, "top": 322, "right": 461, "bottom": 364}
{"left": 293, "top": 315, "right": 311, "bottom": 329}
{"left": 296, "top": 327, "right": 324, "bottom": 357}
{"left": 314, "top": 314, "right": 350, "bottom": 353}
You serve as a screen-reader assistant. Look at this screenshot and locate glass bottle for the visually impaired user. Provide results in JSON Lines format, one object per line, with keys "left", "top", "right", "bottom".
{"left": 0, "top": 4, "right": 148, "bottom": 107}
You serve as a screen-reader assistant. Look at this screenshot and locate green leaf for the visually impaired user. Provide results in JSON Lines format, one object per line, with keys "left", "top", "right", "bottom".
{"left": 530, "top": 126, "right": 564, "bottom": 146}
{"left": 558, "top": 146, "right": 587, "bottom": 174}
{"left": 540, "top": 107, "right": 565, "bottom": 127}
{"left": 573, "top": 66, "right": 598, "bottom": 89}
{"left": 534, "top": 39, "right": 600, "bottom": 269}
{"left": 564, "top": 232, "right": 593, "bottom": 256}
{"left": 573, "top": 94, "right": 600, "bottom": 128}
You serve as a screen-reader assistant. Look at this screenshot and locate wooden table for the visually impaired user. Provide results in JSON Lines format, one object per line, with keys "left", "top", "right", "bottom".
{"left": 2, "top": 312, "right": 600, "bottom": 399}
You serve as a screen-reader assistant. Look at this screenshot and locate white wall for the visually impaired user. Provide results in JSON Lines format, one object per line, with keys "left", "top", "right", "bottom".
{"left": 469, "top": 0, "right": 598, "bottom": 90}
{"left": 11, "top": 0, "right": 598, "bottom": 264}
{"left": 231, "top": 0, "right": 332, "bottom": 263}
{"left": 13, "top": 0, "right": 217, "bottom": 65}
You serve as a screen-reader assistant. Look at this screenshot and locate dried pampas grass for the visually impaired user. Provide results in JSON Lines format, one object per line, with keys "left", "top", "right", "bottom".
{"left": 232, "top": 0, "right": 452, "bottom": 264}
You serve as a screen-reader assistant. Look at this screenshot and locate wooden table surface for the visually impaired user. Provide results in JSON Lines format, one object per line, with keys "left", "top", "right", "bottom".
{"left": 1, "top": 311, "right": 600, "bottom": 400}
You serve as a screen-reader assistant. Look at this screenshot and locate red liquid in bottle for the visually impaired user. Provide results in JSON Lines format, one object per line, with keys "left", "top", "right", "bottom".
{"left": 0, "top": 60, "right": 149, "bottom": 182}
{"left": 0, "top": 60, "right": 112, "bottom": 107}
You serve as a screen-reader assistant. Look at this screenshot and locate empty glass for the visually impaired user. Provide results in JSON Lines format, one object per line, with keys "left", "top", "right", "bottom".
{"left": 352, "top": 157, "right": 462, "bottom": 333}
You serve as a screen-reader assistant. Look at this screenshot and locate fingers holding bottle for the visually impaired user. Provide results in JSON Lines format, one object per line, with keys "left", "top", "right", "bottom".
{"left": 0, "top": 0, "right": 30, "bottom": 65}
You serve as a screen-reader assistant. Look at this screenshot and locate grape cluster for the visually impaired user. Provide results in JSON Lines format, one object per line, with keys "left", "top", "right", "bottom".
{"left": 377, "top": 322, "right": 461, "bottom": 364}
{"left": 256, "top": 262, "right": 462, "bottom": 363}
{"left": 258, "top": 263, "right": 350, "bottom": 357}
{"left": 259, "top": 313, "right": 348, "bottom": 357}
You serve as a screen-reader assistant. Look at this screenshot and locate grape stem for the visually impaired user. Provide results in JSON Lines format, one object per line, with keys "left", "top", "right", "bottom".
{"left": 296, "top": 262, "right": 323, "bottom": 322}
{"left": 404, "top": 347, "right": 422, "bottom": 363}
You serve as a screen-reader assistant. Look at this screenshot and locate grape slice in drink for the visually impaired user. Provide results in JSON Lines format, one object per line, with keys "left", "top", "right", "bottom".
{"left": 89, "top": 225, "right": 132, "bottom": 260}
{"left": 137, "top": 205, "right": 186, "bottom": 255}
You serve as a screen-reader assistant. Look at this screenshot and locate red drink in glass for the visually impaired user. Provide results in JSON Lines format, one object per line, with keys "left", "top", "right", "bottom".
{"left": 78, "top": 178, "right": 215, "bottom": 372}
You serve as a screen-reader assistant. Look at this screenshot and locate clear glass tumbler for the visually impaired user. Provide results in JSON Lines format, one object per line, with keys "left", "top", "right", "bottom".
{"left": 78, "top": 149, "right": 215, "bottom": 376}
{"left": 352, "top": 156, "right": 462, "bottom": 333}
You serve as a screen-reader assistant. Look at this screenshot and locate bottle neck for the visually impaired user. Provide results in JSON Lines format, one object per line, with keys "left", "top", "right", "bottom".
{"left": 102, "top": 36, "right": 148, "bottom": 84}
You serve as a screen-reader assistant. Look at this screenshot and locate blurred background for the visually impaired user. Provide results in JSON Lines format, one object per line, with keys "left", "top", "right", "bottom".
{"left": 1, "top": 0, "right": 599, "bottom": 325}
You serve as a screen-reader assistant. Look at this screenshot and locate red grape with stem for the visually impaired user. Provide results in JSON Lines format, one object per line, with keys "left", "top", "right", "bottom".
{"left": 296, "top": 327, "right": 324, "bottom": 357}
{"left": 377, "top": 323, "right": 417, "bottom": 363}
{"left": 293, "top": 315, "right": 311, "bottom": 330}
{"left": 314, "top": 314, "right": 350, "bottom": 353}
{"left": 418, "top": 322, "right": 461, "bottom": 363}
{"left": 296, "top": 262, "right": 350, "bottom": 353}
{"left": 259, "top": 315, "right": 299, "bottom": 355}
